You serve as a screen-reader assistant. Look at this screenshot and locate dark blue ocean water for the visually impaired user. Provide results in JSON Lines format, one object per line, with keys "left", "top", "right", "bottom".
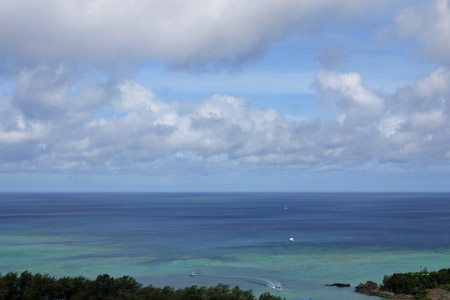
{"left": 1, "top": 193, "right": 450, "bottom": 299}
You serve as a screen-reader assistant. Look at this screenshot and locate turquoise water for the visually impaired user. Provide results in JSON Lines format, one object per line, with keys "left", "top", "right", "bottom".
{"left": 1, "top": 193, "right": 450, "bottom": 299}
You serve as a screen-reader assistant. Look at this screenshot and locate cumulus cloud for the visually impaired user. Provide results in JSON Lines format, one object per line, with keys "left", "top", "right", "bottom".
{"left": 0, "top": 93, "right": 50, "bottom": 165}
{"left": 1, "top": 67, "right": 449, "bottom": 172}
{"left": 395, "top": 0, "right": 450, "bottom": 65}
{"left": 0, "top": 0, "right": 383, "bottom": 68}
{"left": 1, "top": 0, "right": 449, "bottom": 175}
{"left": 13, "top": 64, "right": 109, "bottom": 122}
{"left": 316, "top": 71, "right": 384, "bottom": 110}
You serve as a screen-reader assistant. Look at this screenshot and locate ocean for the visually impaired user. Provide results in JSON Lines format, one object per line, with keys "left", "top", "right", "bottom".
{"left": 1, "top": 193, "right": 450, "bottom": 300}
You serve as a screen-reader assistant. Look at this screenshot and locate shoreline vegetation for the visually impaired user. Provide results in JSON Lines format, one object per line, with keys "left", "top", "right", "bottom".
{"left": 355, "top": 268, "right": 450, "bottom": 300}
{"left": 3, "top": 268, "right": 450, "bottom": 300}
{"left": 0, "top": 271, "right": 283, "bottom": 300}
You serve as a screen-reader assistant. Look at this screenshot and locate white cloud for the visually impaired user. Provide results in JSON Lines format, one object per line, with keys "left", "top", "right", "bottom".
{"left": 396, "top": 0, "right": 450, "bottom": 65}
{"left": 0, "top": 0, "right": 383, "bottom": 68}
{"left": 378, "top": 116, "right": 405, "bottom": 138}
{"left": 314, "top": 70, "right": 384, "bottom": 125}
{"left": 1, "top": 0, "right": 449, "bottom": 174}
{"left": 315, "top": 71, "right": 384, "bottom": 109}
{"left": 13, "top": 64, "right": 109, "bottom": 123}
{"left": 389, "top": 68, "right": 450, "bottom": 113}
{"left": 415, "top": 67, "right": 450, "bottom": 100}
{"left": 1, "top": 67, "right": 449, "bottom": 172}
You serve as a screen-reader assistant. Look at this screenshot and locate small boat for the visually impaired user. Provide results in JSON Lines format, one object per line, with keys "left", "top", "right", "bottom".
{"left": 284, "top": 205, "right": 288, "bottom": 210}
{"left": 189, "top": 272, "right": 197, "bottom": 277}
{"left": 274, "top": 285, "right": 282, "bottom": 291}
{"left": 289, "top": 237, "right": 294, "bottom": 242}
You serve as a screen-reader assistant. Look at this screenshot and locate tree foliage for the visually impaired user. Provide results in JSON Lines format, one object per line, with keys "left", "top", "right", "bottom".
{"left": 0, "top": 271, "right": 283, "bottom": 300}
{"left": 380, "top": 268, "right": 450, "bottom": 296}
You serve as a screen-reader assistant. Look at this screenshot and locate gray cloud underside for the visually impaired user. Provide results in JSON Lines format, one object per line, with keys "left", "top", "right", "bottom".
{"left": 0, "top": 0, "right": 384, "bottom": 68}
{"left": 1, "top": 66, "right": 449, "bottom": 172}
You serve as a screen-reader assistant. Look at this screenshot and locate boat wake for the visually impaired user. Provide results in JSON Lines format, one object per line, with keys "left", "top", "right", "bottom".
{"left": 247, "top": 277, "right": 283, "bottom": 290}
{"left": 204, "top": 274, "right": 282, "bottom": 291}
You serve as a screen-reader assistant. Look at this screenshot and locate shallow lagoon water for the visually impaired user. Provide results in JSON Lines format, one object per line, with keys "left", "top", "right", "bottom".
{"left": 1, "top": 193, "right": 450, "bottom": 300}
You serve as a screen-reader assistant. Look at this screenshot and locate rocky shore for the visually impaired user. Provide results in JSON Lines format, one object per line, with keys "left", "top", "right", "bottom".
{"left": 355, "top": 281, "right": 413, "bottom": 299}
{"left": 355, "top": 281, "right": 450, "bottom": 300}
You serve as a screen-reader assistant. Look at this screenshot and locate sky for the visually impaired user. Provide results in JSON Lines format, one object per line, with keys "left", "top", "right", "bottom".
{"left": 1, "top": 0, "right": 450, "bottom": 192}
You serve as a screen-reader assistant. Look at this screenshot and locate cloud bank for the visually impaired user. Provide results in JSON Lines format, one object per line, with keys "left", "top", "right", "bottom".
{"left": 1, "top": 0, "right": 450, "bottom": 177}
{"left": 1, "top": 66, "right": 449, "bottom": 172}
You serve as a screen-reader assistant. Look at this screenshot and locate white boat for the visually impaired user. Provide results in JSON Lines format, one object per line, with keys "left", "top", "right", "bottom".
{"left": 189, "top": 272, "right": 197, "bottom": 277}
{"left": 289, "top": 237, "right": 294, "bottom": 242}
{"left": 273, "top": 285, "right": 282, "bottom": 290}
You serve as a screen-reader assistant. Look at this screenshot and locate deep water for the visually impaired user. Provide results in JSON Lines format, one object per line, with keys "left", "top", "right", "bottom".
{"left": 1, "top": 193, "right": 450, "bottom": 300}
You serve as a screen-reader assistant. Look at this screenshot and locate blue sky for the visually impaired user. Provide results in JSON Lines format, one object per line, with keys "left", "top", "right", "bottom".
{"left": 1, "top": 0, "right": 450, "bottom": 192}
